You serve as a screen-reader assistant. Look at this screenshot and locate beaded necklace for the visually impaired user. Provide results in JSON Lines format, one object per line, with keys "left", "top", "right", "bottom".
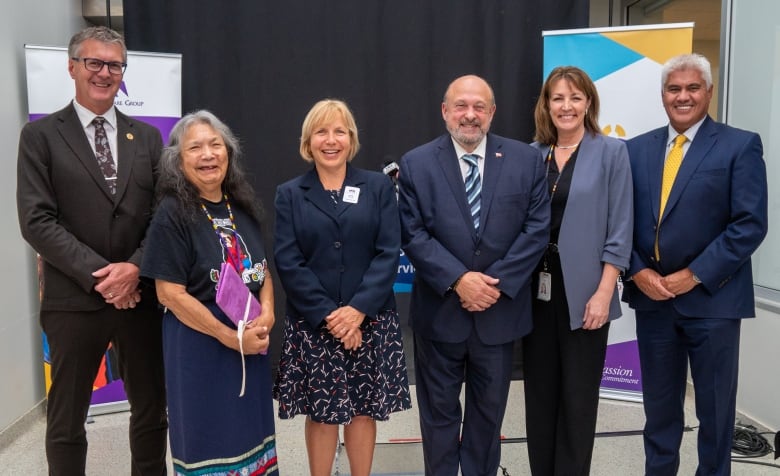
{"left": 200, "top": 195, "right": 247, "bottom": 271}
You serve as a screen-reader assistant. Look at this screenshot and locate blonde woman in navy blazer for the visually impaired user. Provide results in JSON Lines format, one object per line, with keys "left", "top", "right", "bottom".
{"left": 523, "top": 66, "right": 633, "bottom": 475}
{"left": 273, "top": 99, "right": 411, "bottom": 476}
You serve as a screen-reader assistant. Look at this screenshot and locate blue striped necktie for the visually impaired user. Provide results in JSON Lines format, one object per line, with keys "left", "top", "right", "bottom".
{"left": 463, "top": 154, "right": 481, "bottom": 230}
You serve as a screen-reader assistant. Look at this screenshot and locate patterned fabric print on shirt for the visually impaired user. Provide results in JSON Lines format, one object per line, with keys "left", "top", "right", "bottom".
{"left": 211, "top": 220, "right": 268, "bottom": 286}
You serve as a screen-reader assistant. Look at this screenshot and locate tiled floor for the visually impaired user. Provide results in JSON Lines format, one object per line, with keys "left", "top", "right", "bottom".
{"left": 0, "top": 382, "right": 777, "bottom": 475}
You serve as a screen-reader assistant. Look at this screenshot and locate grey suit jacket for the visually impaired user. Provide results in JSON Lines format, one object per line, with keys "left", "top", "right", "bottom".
{"left": 17, "top": 102, "right": 162, "bottom": 312}
{"left": 533, "top": 133, "right": 633, "bottom": 330}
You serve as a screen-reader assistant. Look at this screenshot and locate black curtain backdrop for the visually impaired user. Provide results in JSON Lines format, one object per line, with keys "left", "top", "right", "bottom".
{"left": 124, "top": 0, "right": 589, "bottom": 376}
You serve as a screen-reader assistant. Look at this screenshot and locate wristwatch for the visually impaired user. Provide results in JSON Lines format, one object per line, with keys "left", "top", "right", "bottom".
{"left": 692, "top": 273, "right": 701, "bottom": 284}
{"left": 447, "top": 274, "right": 464, "bottom": 294}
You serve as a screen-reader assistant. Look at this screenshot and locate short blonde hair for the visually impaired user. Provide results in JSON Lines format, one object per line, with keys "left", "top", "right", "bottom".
{"left": 299, "top": 99, "right": 360, "bottom": 162}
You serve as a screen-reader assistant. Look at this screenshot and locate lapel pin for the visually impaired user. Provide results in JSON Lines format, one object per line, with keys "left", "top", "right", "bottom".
{"left": 495, "top": 152, "right": 502, "bottom": 158}
{"left": 126, "top": 133, "right": 134, "bottom": 140}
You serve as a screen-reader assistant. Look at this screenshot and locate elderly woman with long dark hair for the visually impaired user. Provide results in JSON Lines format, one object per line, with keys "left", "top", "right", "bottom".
{"left": 141, "top": 110, "right": 278, "bottom": 475}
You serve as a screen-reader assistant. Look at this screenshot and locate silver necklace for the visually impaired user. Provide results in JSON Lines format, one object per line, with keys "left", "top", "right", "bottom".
{"left": 555, "top": 143, "right": 579, "bottom": 149}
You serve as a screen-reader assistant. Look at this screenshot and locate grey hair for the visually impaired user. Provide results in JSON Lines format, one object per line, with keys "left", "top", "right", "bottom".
{"left": 68, "top": 26, "right": 127, "bottom": 62}
{"left": 661, "top": 53, "right": 712, "bottom": 90}
{"left": 157, "top": 110, "right": 262, "bottom": 222}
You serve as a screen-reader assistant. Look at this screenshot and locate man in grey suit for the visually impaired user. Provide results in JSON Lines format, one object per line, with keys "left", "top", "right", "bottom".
{"left": 398, "top": 75, "right": 550, "bottom": 475}
{"left": 16, "top": 26, "right": 167, "bottom": 475}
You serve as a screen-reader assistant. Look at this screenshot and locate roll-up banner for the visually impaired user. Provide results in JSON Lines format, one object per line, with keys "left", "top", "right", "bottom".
{"left": 24, "top": 45, "right": 181, "bottom": 414}
{"left": 542, "top": 23, "right": 693, "bottom": 402}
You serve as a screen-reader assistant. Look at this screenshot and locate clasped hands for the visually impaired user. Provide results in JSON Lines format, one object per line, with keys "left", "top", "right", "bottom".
{"left": 632, "top": 267, "right": 699, "bottom": 301}
{"left": 325, "top": 305, "right": 365, "bottom": 351}
{"left": 455, "top": 271, "right": 500, "bottom": 312}
{"left": 93, "top": 262, "right": 142, "bottom": 310}
{"left": 238, "top": 319, "right": 271, "bottom": 355}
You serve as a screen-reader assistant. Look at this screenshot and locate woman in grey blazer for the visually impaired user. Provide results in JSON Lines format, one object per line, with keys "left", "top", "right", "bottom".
{"left": 522, "top": 66, "right": 633, "bottom": 475}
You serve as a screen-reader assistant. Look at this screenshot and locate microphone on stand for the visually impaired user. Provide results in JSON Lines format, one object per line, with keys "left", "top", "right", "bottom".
{"left": 381, "top": 156, "right": 400, "bottom": 200}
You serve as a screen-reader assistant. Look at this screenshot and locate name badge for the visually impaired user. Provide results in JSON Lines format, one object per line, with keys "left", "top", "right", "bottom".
{"left": 343, "top": 186, "right": 360, "bottom": 204}
{"left": 537, "top": 271, "right": 551, "bottom": 301}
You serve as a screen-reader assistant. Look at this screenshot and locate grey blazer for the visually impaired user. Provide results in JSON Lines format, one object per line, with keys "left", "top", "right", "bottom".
{"left": 533, "top": 133, "right": 633, "bottom": 330}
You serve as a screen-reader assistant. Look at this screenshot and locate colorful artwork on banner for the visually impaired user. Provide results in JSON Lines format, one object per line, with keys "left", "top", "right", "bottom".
{"left": 542, "top": 23, "right": 693, "bottom": 401}
{"left": 24, "top": 45, "right": 181, "bottom": 409}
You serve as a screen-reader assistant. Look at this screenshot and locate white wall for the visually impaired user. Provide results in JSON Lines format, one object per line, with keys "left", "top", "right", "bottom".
{"left": 0, "top": 0, "right": 85, "bottom": 432}
{"left": 739, "top": 306, "right": 780, "bottom": 430}
{"left": 718, "top": 0, "right": 780, "bottom": 432}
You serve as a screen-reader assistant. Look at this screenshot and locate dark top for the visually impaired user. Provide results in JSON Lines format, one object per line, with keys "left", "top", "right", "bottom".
{"left": 141, "top": 195, "right": 267, "bottom": 301}
{"left": 546, "top": 147, "right": 579, "bottom": 244}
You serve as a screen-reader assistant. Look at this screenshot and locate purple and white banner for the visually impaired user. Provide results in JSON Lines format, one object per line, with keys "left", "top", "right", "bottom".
{"left": 25, "top": 45, "right": 181, "bottom": 142}
{"left": 25, "top": 45, "right": 181, "bottom": 412}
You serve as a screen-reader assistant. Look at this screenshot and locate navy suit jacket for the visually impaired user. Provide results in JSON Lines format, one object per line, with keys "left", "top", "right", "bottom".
{"left": 274, "top": 165, "right": 400, "bottom": 330}
{"left": 398, "top": 133, "right": 550, "bottom": 345}
{"left": 624, "top": 116, "right": 768, "bottom": 318}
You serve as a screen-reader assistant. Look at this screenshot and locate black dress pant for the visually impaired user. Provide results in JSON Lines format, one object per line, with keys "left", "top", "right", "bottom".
{"left": 42, "top": 306, "right": 167, "bottom": 476}
{"left": 522, "top": 253, "right": 609, "bottom": 476}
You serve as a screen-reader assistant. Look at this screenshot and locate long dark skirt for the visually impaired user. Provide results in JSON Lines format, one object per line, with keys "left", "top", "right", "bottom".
{"left": 164, "top": 303, "right": 278, "bottom": 475}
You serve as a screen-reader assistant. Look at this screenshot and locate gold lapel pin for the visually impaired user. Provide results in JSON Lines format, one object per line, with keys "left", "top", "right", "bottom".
{"left": 126, "top": 133, "right": 134, "bottom": 140}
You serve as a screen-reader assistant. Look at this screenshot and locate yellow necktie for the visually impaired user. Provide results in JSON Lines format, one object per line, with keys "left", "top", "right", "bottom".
{"left": 655, "top": 134, "right": 687, "bottom": 260}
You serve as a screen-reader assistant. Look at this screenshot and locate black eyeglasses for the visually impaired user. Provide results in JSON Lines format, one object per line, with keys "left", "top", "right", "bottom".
{"left": 71, "top": 57, "right": 127, "bottom": 75}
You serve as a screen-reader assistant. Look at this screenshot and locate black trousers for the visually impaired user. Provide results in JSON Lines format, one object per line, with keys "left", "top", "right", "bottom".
{"left": 42, "top": 306, "right": 167, "bottom": 476}
{"left": 522, "top": 253, "right": 609, "bottom": 476}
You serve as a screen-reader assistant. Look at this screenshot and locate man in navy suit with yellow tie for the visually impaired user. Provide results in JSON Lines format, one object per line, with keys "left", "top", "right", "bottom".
{"left": 398, "top": 75, "right": 550, "bottom": 475}
{"left": 624, "top": 53, "right": 768, "bottom": 475}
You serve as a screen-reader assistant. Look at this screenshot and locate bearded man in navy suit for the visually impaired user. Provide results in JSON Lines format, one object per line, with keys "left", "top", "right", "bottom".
{"left": 624, "top": 53, "right": 768, "bottom": 476}
{"left": 398, "top": 75, "right": 550, "bottom": 475}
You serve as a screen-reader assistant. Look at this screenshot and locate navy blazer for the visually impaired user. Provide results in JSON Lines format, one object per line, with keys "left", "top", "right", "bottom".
{"left": 533, "top": 133, "right": 633, "bottom": 330}
{"left": 398, "top": 133, "right": 550, "bottom": 345}
{"left": 624, "top": 116, "right": 768, "bottom": 318}
{"left": 274, "top": 165, "right": 400, "bottom": 329}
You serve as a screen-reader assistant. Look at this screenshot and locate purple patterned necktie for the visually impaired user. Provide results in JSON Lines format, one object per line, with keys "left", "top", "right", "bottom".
{"left": 92, "top": 117, "right": 117, "bottom": 194}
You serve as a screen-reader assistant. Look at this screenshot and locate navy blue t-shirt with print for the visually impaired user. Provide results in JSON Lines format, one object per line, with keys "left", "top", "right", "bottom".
{"left": 141, "top": 195, "right": 267, "bottom": 302}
